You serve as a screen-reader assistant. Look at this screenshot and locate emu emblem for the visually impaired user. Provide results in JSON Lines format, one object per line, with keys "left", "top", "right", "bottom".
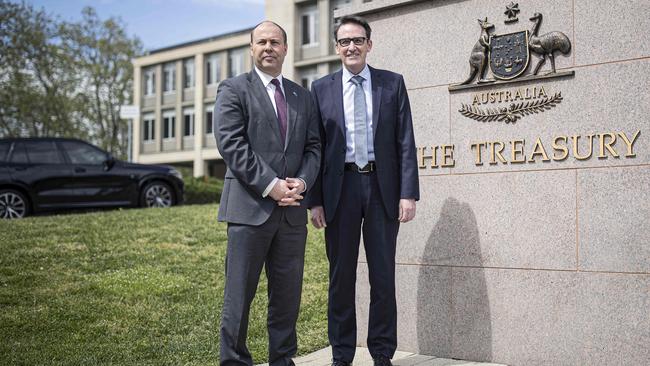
{"left": 489, "top": 30, "right": 530, "bottom": 80}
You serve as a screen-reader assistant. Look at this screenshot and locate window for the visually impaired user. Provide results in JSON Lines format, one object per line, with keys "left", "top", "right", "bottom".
{"left": 9, "top": 142, "right": 27, "bottom": 163}
{"left": 299, "top": 66, "right": 319, "bottom": 90}
{"left": 163, "top": 62, "right": 176, "bottom": 93}
{"left": 205, "top": 105, "right": 214, "bottom": 134}
{"left": 143, "top": 113, "right": 155, "bottom": 142}
{"left": 228, "top": 48, "right": 245, "bottom": 78}
{"left": 144, "top": 67, "right": 155, "bottom": 96}
{"left": 331, "top": 0, "right": 352, "bottom": 35}
{"left": 61, "top": 141, "right": 106, "bottom": 165}
{"left": 332, "top": 0, "right": 352, "bottom": 11}
{"left": 206, "top": 53, "right": 221, "bottom": 85}
{"left": 183, "top": 58, "right": 195, "bottom": 89}
{"left": 183, "top": 108, "right": 194, "bottom": 137}
{"left": 301, "top": 6, "right": 319, "bottom": 46}
{"left": 0, "top": 141, "right": 10, "bottom": 162}
{"left": 24, "top": 141, "right": 62, "bottom": 164}
{"left": 329, "top": 60, "right": 342, "bottom": 73}
{"left": 163, "top": 111, "right": 176, "bottom": 139}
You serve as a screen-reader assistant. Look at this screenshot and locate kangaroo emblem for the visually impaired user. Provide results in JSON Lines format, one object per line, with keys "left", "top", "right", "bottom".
{"left": 528, "top": 12, "right": 571, "bottom": 74}
{"left": 460, "top": 17, "right": 495, "bottom": 85}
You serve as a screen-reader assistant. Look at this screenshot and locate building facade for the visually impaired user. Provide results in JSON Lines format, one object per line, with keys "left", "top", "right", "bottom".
{"left": 337, "top": 0, "right": 649, "bottom": 365}
{"left": 131, "top": 0, "right": 355, "bottom": 177}
{"left": 132, "top": 29, "right": 251, "bottom": 177}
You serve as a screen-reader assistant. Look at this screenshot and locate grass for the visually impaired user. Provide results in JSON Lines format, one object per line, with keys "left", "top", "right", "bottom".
{"left": 0, "top": 204, "right": 329, "bottom": 365}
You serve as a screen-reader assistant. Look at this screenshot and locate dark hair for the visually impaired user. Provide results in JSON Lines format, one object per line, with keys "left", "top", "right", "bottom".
{"left": 251, "top": 21, "right": 287, "bottom": 44}
{"left": 332, "top": 15, "right": 372, "bottom": 41}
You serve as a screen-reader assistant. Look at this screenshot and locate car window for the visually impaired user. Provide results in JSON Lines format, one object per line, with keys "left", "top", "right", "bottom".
{"left": 24, "top": 141, "right": 63, "bottom": 164}
{"left": 10, "top": 142, "right": 28, "bottom": 164}
{"left": 60, "top": 141, "right": 107, "bottom": 165}
{"left": 0, "top": 141, "right": 10, "bottom": 162}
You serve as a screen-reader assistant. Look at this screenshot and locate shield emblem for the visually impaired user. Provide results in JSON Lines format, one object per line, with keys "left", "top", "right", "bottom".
{"left": 489, "top": 30, "right": 530, "bottom": 80}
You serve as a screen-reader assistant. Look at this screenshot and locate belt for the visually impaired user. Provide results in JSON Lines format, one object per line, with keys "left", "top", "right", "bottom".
{"left": 344, "top": 162, "right": 376, "bottom": 173}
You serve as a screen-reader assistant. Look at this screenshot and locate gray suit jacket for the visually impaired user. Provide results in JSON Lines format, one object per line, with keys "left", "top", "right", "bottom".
{"left": 214, "top": 70, "right": 321, "bottom": 226}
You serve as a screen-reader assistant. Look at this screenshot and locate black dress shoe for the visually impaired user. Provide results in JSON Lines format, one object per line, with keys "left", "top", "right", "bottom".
{"left": 373, "top": 356, "right": 393, "bottom": 366}
{"left": 331, "top": 360, "right": 351, "bottom": 366}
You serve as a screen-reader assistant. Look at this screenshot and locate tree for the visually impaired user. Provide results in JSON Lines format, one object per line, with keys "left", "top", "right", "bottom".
{"left": 0, "top": 0, "right": 85, "bottom": 138}
{"left": 62, "top": 7, "right": 143, "bottom": 157}
{"left": 0, "top": 2, "right": 142, "bottom": 159}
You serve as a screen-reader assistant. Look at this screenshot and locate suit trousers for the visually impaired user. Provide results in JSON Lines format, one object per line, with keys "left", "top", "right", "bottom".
{"left": 325, "top": 170, "right": 400, "bottom": 362}
{"left": 220, "top": 207, "right": 307, "bottom": 366}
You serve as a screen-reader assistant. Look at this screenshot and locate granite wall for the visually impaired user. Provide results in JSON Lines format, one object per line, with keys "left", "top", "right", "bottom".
{"left": 336, "top": 0, "right": 650, "bottom": 364}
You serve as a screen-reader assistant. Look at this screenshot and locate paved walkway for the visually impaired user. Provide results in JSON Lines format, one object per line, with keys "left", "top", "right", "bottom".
{"left": 258, "top": 347, "right": 507, "bottom": 366}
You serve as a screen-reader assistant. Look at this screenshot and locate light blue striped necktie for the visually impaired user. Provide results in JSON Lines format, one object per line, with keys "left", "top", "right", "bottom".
{"left": 350, "top": 75, "right": 368, "bottom": 169}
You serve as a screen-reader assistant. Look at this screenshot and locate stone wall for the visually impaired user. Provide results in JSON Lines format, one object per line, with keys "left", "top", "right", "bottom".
{"left": 336, "top": 0, "right": 650, "bottom": 364}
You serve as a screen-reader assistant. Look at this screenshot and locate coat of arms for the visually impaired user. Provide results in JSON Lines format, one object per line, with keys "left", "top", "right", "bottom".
{"left": 489, "top": 30, "right": 529, "bottom": 80}
{"left": 458, "top": 7, "right": 572, "bottom": 86}
{"left": 452, "top": 4, "right": 575, "bottom": 123}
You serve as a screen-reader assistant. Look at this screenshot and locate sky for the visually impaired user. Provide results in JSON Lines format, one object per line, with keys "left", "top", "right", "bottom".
{"left": 27, "top": 0, "right": 265, "bottom": 51}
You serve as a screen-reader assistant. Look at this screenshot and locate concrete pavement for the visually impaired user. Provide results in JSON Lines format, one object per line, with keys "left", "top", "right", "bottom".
{"left": 257, "top": 347, "right": 507, "bottom": 366}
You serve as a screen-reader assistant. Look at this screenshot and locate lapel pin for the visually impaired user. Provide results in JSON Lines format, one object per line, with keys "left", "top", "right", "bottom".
{"left": 292, "top": 91, "right": 297, "bottom": 97}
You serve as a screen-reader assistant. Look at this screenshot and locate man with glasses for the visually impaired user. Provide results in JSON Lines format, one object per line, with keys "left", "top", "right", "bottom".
{"left": 308, "top": 15, "right": 419, "bottom": 366}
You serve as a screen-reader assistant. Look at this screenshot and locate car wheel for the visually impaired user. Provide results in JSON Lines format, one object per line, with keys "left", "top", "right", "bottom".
{"left": 140, "top": 181, "right": 175, "bottom": 208}
{"left": 0, "top": 189, "right": 30, "bottom": 219}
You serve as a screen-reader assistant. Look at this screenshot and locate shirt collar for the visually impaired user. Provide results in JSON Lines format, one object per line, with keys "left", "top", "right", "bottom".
{"left": 342, "top": 64, "right": 370, "bottom": 84}
{"left": 255, "top": 66, "right": 283, "bottom": 88}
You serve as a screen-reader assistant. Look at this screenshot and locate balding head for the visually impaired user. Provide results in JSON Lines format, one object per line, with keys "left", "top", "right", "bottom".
{"left": 251, "top": 21, "right": 287, "bottom": 45}
{"left": 250, "top": 20, "right": 288, "bottom": 77}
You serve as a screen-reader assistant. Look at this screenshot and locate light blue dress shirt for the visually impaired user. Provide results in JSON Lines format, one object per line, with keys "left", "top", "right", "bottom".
{"left": 341, "top": 65, "right": 375, "bottom": 163}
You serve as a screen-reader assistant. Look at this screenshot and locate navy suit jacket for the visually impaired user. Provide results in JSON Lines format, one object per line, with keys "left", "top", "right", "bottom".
{"left": 308, "top": 66, "right": 419, "bottom": 222}
{"left": 214, "top": 71, "right": 321, "bottom": 226}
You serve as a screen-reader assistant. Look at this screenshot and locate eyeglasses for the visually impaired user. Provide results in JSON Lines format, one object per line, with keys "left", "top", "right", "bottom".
{"left": 336, "top": 37, "right": 367, "bottom": 47}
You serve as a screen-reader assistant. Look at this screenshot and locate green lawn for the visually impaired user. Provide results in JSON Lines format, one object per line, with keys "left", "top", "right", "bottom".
{"left": 0, "top": 204, "right": 329, "bottom": 365}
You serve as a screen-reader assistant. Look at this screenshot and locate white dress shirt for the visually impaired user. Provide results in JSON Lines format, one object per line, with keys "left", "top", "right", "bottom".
{"left": 255, "top": 66, "right": 286, "bottom": 116}
{"left": 254, "top": 67, "right": 306, "bottom": 198}
{"left": 342, "top": 64, "right": 375, "bottom": 163}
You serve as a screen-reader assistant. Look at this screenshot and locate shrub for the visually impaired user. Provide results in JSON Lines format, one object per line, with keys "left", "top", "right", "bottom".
{"left": 183, "top": 176, "right": 223, "bottom": 205}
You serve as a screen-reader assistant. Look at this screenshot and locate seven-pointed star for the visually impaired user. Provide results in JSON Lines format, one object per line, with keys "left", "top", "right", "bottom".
{"left": 504, "top": 2, "right": 520, "bottom": 18}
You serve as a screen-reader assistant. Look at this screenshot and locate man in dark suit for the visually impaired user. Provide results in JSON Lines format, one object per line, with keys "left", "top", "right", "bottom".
{"left": 308, "top": 15, "right": 419, "bottom": 366}
{"left": 214, "top": 21, "right": 320, "bottom": 366}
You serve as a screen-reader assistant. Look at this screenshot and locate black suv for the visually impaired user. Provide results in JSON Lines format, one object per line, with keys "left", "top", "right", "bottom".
{"left": 0, "top": 138, "right": 184, "bottom": 219}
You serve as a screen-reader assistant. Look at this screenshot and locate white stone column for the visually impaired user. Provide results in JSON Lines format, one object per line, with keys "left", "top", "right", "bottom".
{"left": 132, "top": 64, "right": 142, "bottom": 162}
{"left": 318, "top": 62, "right": 330, "bottom": 76}
{"left": 220, "top": 51, "right": 228, "bottom": 80}
{"left": 154, "top": 64, "right": 163, "bottom": 152}
{"left": 175, "top": 60, "right": 183, "bottom": 151}
{"left": 319, "top": 0, "right": 330, "bottom": 56}
{"left": 266, "top": 0, "right": 296, "bottom": 80}
{"left": 193, "top": 53, "right": 205, "bottom": 178}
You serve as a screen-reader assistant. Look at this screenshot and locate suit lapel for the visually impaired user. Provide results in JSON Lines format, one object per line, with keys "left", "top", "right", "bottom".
{"left": 283, "top": 80, "right": 298, "bottom": 151}
{"left": 332, "top": 71, "right": 345, "bottom": 133}
{"left": 370, "top": 66, "right": 382, "bottom": 138}
{"left": 248, "top": 71, "right": 284, "bottom": 148}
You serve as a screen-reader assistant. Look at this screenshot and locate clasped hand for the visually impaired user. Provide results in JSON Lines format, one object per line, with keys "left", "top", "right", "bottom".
{"left": 269, "top": 177, "right": 304, "bottom": 206}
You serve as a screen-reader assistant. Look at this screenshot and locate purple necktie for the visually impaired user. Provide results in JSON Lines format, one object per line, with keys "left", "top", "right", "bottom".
{"left": 270, "top": 78, "right": 287, "bottom": 144}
